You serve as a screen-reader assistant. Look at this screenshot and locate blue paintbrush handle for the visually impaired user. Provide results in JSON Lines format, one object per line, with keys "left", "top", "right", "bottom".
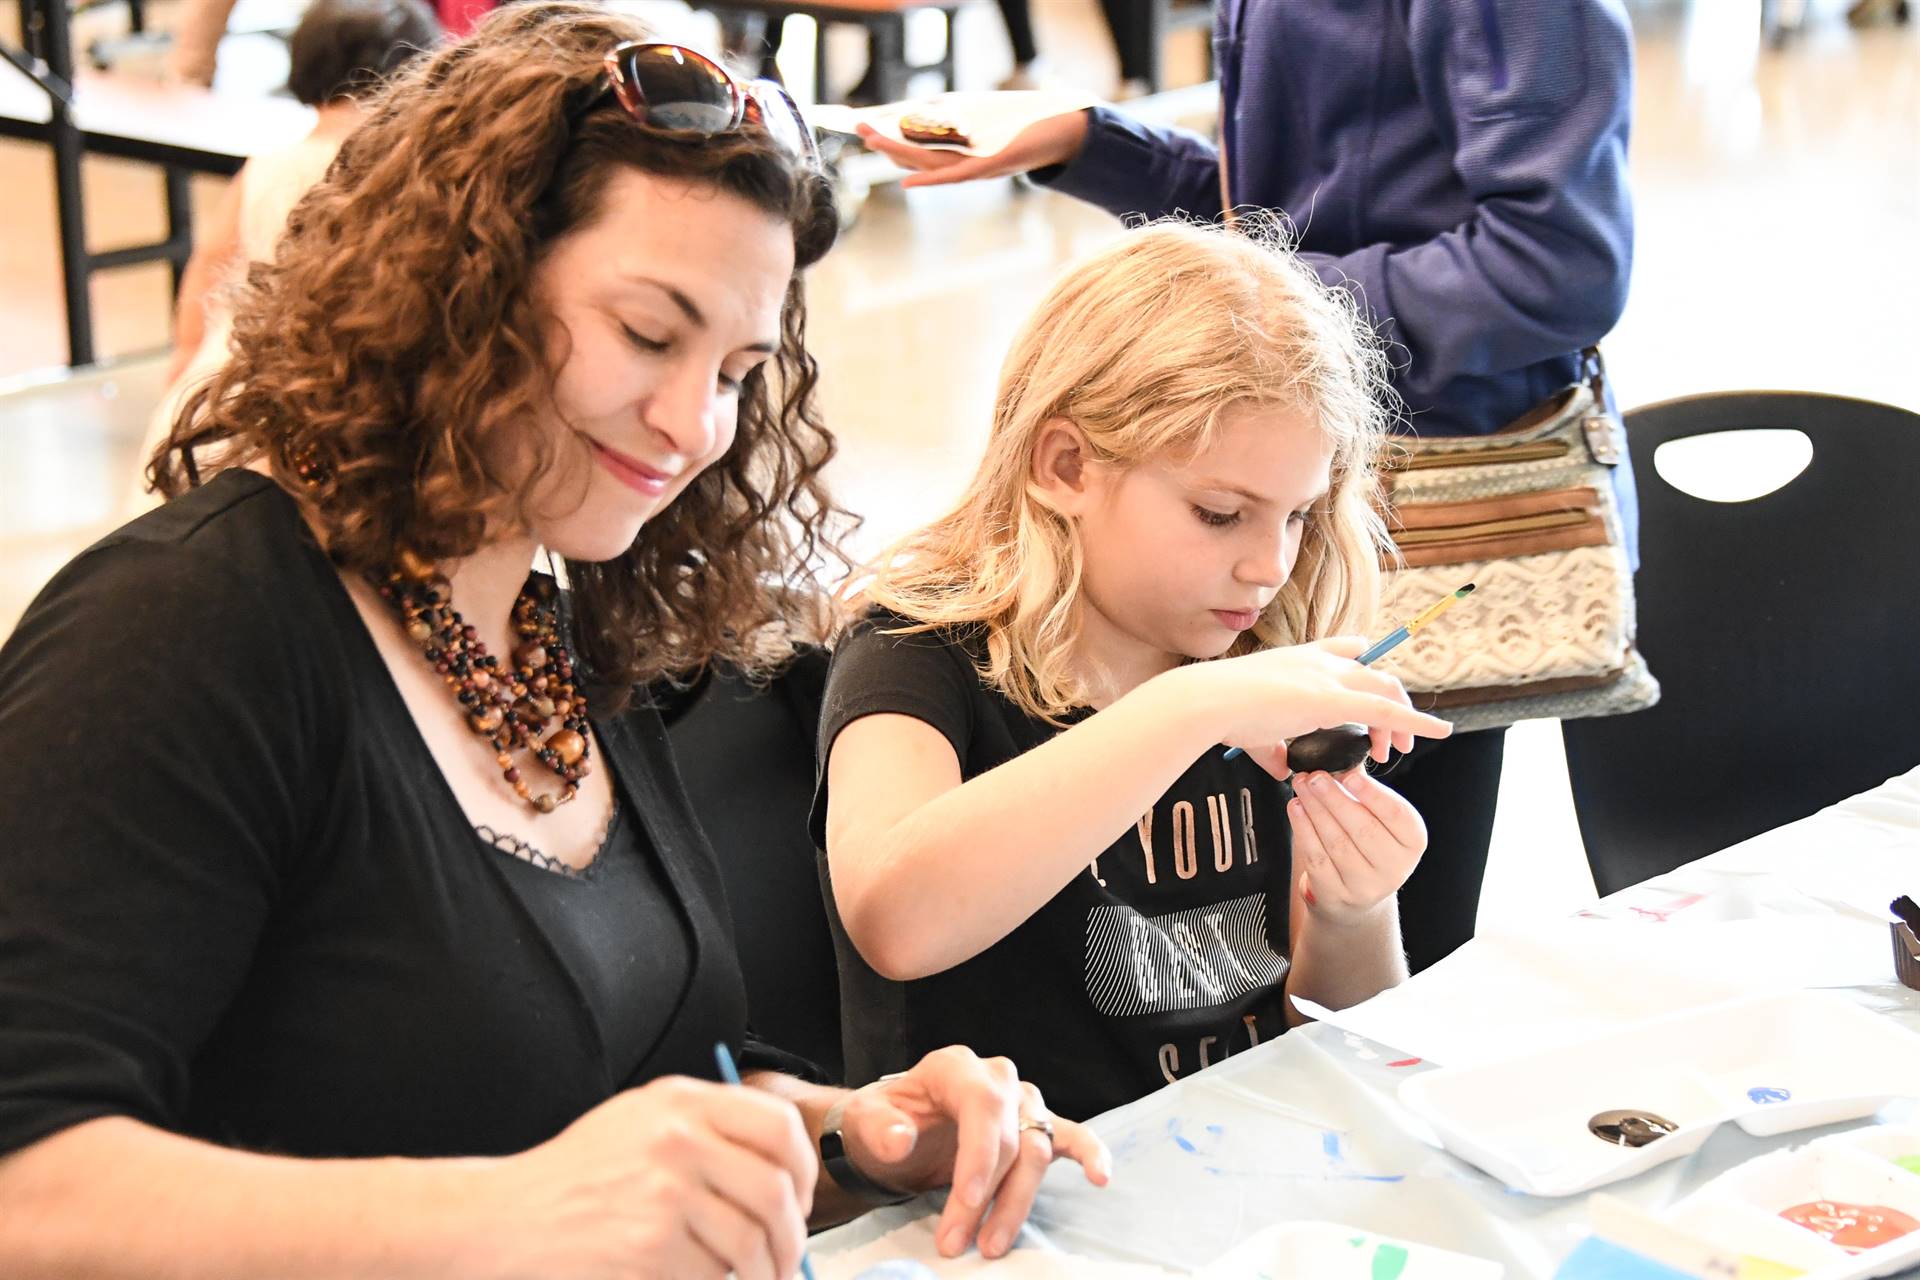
{"left": 1355, "top": 628, "right": 1410, "bottom": 666}
{"left": 714, "top": 1044, "right": 818, "bottom": 1280}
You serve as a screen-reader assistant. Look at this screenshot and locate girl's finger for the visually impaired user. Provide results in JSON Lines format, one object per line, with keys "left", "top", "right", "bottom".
{"left": 1341, "top": 769, "right": 1428, "bottom": 851}
{"left": 1288, "top": 786, "right": 1352, "bottom": 900}
{"left": 1341, "top": 693, "right": 1452, "bottom": 741}
{"left": 1252, "top": 742, "right": 1292, "bottom": 782}
{"left": 1297, "top": 773, "right": 1383, "bottom": 877}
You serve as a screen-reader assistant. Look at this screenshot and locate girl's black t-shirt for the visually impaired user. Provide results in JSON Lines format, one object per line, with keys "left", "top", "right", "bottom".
{"left": 0, "top": 470, "right": 812, "bottom": 1162}
{"left": 811, "top": 608, "right": 1297, "bottom": 1121}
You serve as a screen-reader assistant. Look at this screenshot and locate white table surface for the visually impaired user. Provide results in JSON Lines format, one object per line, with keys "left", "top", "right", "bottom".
{"left": 812, "top": 766, "right": 1920, "bottom": 1277}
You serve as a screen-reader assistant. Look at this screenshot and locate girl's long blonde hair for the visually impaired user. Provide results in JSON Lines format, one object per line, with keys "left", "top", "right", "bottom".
{"left": 859, "top": 217, "right": 1399, "bottom": 721}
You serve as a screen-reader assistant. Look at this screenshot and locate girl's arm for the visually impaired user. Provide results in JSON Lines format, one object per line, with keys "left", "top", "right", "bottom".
{"left": 825, "top": 642, "right": 1449, "bottom": 981}
{"left": 827, "top": 668, "right": 1221, "bottom": 980}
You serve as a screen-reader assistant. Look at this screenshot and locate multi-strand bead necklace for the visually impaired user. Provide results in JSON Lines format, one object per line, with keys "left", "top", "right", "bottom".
{"left": 371, "top": 551, "right": 592, "bottom": 814}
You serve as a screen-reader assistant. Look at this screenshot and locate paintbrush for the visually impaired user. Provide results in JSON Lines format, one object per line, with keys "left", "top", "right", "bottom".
{"left": 1224, "top": 582, "right": 1475, "bottom": 762}
{"left": 714, "top": 1042, "right": 819, "bottom": 1280}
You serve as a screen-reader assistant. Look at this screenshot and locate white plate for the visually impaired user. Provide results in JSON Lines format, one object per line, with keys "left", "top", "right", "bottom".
{"left": 806, "top": 91, "right": 1099, "bottom": 157}
{"left": 1398, "top": 991, "right": 1920, "bottom": 1196}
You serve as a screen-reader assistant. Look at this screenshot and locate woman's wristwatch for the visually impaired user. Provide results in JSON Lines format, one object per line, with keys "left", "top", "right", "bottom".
{"left": 819, "top": 1092, "right": 915, "bottom": 1206}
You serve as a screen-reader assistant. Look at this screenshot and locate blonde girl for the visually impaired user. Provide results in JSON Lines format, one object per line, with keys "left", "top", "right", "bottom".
{"left": 812, "top": 220, "right": 1453, "bottom": 1144}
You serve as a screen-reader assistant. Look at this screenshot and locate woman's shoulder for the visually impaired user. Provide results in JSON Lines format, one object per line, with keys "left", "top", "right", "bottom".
{"left": 20, "top": 471, "right": 335, "bottom": 656}
{"left": 96, "top": 468, "right": 313, "bottom": 572}
{"left": 0, "top": 472, "right": 346, "bottom": 805}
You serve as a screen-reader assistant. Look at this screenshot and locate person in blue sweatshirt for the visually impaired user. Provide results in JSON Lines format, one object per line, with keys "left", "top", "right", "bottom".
{"left": 857, "top": 0, "right": 1639, "bottom": 973}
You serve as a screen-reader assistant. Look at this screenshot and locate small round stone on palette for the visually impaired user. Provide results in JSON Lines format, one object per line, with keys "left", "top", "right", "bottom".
{"left": 1287, "top": 723, "right": 1372, "bottom": 774}
{"left": 1588, "top": 1109, "right": 1679, "bottom": 1147}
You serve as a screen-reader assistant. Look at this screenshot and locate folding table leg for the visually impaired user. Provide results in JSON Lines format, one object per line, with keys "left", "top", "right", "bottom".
{"left": 164, "top": 167, "right": 193, "bottom": 298}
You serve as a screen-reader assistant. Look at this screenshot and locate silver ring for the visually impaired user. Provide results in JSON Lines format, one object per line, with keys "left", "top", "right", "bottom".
{"left": 1018, "top": 1115, "right": 1055, "bottom": 1143}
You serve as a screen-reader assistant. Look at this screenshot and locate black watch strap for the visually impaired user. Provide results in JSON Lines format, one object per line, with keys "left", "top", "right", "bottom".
{"left": 819, "top": 1097, "right": 915, "bottom": 1206}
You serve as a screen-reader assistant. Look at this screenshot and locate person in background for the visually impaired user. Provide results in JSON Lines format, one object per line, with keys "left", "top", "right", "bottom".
{"left": 991, "top": 0, "right": 1155, "bottom": 96}
{"left": 167, "top": 0, "right": 469, "bottom": 88}
{"left": 135, "top": 0, "right": 441, "bottom": 513}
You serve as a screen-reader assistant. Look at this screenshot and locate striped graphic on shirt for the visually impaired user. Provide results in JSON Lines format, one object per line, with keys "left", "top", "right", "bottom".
{"left": 1084, "top": 893, "right": 1289, "bottom": 1018}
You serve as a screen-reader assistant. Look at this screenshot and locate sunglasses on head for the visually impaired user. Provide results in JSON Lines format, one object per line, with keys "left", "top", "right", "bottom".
{"left": 577, "top": 41, "right": 820, "bottom": 168}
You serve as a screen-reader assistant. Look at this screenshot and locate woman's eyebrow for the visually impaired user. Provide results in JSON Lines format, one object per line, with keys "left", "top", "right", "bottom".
{"left": 618, "top": 275, "right": 778, "bottom": 354}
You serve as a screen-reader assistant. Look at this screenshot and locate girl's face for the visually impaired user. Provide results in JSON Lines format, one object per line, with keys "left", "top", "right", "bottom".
{"left": 1066, "top": 401, "right": 1335, "bottom": 671}
{"left": 517, "top": 168, "right": 795, "bottom": 564}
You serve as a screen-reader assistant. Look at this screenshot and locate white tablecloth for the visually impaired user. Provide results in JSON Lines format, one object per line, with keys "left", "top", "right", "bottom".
{"left": 812, "top": 766, "right": 1920, "bottom": 1277}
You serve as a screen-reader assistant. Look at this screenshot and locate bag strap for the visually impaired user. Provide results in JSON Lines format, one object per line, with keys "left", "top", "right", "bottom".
{"left": 1577, "top": 347, "right": 1626, "bottom": 465}
{"left": 1580, "top": 346, "right": 1607, "bottom": 403}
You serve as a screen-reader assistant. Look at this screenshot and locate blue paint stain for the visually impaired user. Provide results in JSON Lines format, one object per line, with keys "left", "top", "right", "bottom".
{"left": 1322, "top": 1130, "right": 1346, "bottom": 1163}
{"left": 1748, "top": 1086, "right": 1792, "bottom": 1105}
{"left": 1166, "top": 1117, "right": 1228, "bottom": 1157}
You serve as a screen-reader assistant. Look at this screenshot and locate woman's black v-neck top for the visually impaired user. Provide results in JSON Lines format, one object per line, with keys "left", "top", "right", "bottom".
{"left": 0, "top": 470, "right": 803, "bottom": 1160}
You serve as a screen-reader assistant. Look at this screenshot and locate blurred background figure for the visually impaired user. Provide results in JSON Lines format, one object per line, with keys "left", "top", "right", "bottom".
{"left": 132, "top": 0, "right": 441, "bottom": 513}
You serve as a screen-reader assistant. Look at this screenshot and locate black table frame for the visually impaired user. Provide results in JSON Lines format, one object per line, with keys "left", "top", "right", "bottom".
{"left": 1, "top": 0, "right": 242, "bottom": 368}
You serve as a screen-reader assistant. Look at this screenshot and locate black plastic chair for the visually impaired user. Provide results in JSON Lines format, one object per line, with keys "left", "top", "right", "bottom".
{"left": 662, "top": 648, "right": 844, "bottom": 1082}
{"left": 1562, "top": 391, "right": 1920, "bottom": 896}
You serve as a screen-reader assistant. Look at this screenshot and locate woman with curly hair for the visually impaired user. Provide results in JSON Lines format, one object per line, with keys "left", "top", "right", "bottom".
{"left": 0, "top": 5, "right": 1107, "bottom": 1275}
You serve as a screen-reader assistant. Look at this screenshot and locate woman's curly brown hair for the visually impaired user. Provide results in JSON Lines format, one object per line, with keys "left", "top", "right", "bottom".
{"left": 151, "top": 0, "right": 846, "bottom": 703}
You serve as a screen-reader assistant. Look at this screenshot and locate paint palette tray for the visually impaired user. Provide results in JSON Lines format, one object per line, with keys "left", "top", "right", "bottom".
{"left": 1655, "top": 1126, "right": 1920, "bottom": 1279}
{"left": 1397, "top": 991, "right": 1920, "bottom": 1197}
{"left": 1195, "top": 1222, "right": 1502, "bottom": 1279}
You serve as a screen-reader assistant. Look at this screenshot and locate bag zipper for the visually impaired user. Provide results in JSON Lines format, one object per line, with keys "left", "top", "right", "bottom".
{"left": 1391, "top": 439, "right": 1572, "bottom": 472}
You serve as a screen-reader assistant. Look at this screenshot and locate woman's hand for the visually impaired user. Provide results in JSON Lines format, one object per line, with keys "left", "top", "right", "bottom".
{"left": 828, "top": 1046, "right": 1111, "bottom": 1260}
{"left": 487, "top": 1076, "right": 816, "bottom": 1280}
{"left": 854, "top": 108, "right": 1092, "bottom": 188}
{"left": 1188, "top": 637, "right": 1453, "bottom": 778}
{"left": 1289, "top": 767, "right": 1427, "bottom": 925}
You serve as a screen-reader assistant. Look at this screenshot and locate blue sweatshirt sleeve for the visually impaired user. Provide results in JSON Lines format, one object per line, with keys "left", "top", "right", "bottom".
{"left": 1035, "top": 105, "right": 1226, "bottom": 224}
{"left": 1303, "top": 0, "right": 1636, "bottom": 400}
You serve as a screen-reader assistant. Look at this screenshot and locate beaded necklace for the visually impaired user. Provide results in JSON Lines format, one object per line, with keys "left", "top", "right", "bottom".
{"left": 371, "top": 551, "right": 592, "bottom": 814}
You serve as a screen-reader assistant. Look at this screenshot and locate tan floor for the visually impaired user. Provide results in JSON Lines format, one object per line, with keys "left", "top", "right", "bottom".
{"left": 2, "top": 0, "right": 1916, "bottom": 926}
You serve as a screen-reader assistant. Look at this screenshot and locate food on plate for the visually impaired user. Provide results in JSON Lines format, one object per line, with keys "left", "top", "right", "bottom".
{"left": 898, "top": 111, "right": 971, "bottom": 148}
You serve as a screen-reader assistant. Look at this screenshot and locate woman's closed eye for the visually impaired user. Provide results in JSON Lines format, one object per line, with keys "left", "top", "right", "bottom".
{"left": 624, "top": 321, "right": 754, "bottom": 396}
{"left": 619, "top": 321, "right": 670, "bottom": 354}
